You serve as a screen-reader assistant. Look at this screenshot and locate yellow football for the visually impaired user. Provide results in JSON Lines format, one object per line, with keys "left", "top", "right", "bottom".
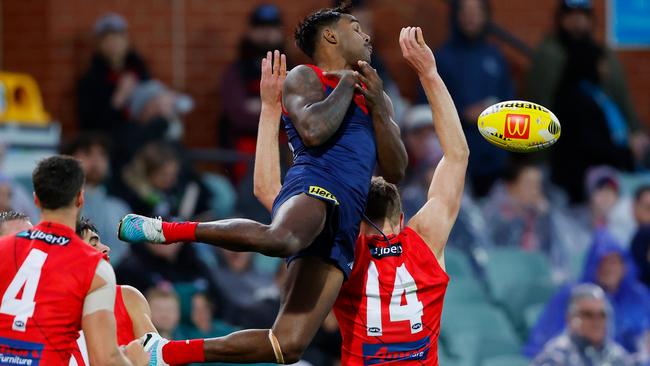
{"left": 477, "top": 100, "right": 561, "bottom": 153}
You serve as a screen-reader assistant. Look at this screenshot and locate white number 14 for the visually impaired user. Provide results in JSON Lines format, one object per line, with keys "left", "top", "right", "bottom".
{"left": 366, "top": 262, "right": 424, "bottom": 336}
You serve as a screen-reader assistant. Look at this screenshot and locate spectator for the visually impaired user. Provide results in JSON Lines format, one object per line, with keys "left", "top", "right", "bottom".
{"left": 0, "top": 211, "right": 31, "bottom": 236}
{"left": 630, "top": 226, "right": 650, "bottom": 290}
{"left": 213, "top": 249, "right": 279, "bottom": 329}
{"left": 77, "top": 12, "right": 150, "bottom": 133}
{"left": 525, "top": 229, "right": 650, "bottom": 358}
{"left": 186, "top": 292, "right": 237, "bottom": 339}
{"left": 528, "top": 0, "right": 641, "bottom": 203}
{"left": 219, "top": 4, "right": 286, "bottom": 184}
{"left": 115, "top": 241, "right": 223, "bottom": 313}
{"left": 118, "top": 142, "right": 211, "bottom": 218}
{"left": 146, "top": 286, "right": 184, "bottom": 340}
{"left": 531, "top": 284, "right": 633, "bottom": 366}
{"left": 61, "top": 133, "right": 131, "bottom": 264}
{"left": 423, "top": 0, "right": 513, "bottom": 196}
{"left": 483, "top": 157, "right": 571, "bottom": 278}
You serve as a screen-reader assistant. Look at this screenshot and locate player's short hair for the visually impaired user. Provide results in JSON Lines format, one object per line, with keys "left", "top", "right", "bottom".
{"left": 294, "top": 1, "right": 352, "bottom": 58}
{"left": 76, "top": 216, "right": 98, "bottom": 237}
{"left": 0, "top": 211, "right": 29, "bottom": 225}
{"left": 32, "top": 156, "right": 85, "bottom": 210}
{"left": 59, "top": 132, "right": 111, "bottom": 156}
{"left": 365, "top": 176, "right": 402, "bottom": 225}
{"left": 634, "top": 184, "right": 650, "bottom": 202}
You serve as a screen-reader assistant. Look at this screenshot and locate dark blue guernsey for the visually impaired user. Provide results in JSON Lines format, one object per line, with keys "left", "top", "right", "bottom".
{"left": 272, "top": 64, "right": 377, "bottom": 277}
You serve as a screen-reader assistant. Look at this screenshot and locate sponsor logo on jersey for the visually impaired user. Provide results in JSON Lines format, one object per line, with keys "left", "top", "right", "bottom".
{"left": 504, "top": 114, "right": 530, "bottom": 139}
{"left": 362, "top": 336, "right": 430, "bottom": 365}
{"left": 0, "top": 337, "right": 43, "bottom": 366}
{"left": 369, "top": 243, "right": 403, "bottom": 259}
{"left": 17, "top": 230, "right": 70, "bottom": 246}
{"left": 308, "top": 186, "right": 339, "bottom": 205}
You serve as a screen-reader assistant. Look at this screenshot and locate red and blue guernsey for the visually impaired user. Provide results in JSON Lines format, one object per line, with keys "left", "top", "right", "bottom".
{"left": 334, "top": 227, "right": 449, "bottom": 365}
{"left": 273, "top": 64, "right": 377, "bottom": 277}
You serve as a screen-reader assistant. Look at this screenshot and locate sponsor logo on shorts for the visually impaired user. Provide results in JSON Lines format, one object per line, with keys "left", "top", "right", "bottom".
{"left": 17, "top": 230, "right": 70, "bottom": 246}
{"left": 0, "top": 337, "right": 43, "bottom": 366}
{"left": 362, "top": 336, "right": 430, "bottom": 365}
{"left": 504, "top": 114, "right": 530, "bottom": 139}
{"left": 369, "top": 243, "right": 403, "bottom": 259}
{"left": 308, "top": 186, "right": 339, "bottom": 205}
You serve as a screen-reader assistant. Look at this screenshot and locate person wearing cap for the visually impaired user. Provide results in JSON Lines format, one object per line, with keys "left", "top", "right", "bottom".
{"left": 531, "top": 284, "right": 634, "bottom": 366}
{"left": 77, "top": 12, "right": 151, "bottom": 134}
{"left": 526, "top": 230, "right": 650, "bottom": 359}
{"left": 219, "top": 4, "right": 287, "bottom": 185}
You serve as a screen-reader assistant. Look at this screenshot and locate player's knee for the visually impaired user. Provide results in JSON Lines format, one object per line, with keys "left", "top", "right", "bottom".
{"left": 277, "top": 335, "right": 309, "bottom": 364}
{"left": 266, "top": 227, "right": 304, "bottom": 257}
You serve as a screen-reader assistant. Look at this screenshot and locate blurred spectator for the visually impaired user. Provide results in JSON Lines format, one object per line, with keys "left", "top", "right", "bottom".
{"left": 529, "top": 0, "right": 641, "bottom": 203}
{"left": 118, "top": 142, "right": 211, "bottom": 218}
{"left": 422, "top": 0, "right": 513, "bottom": 196}
{"left": 531, "top": 284, "right": 633, "bottom": 366}
{"left": 572, "top": 167, "right": 636, "bottom": 247}
{"left": 213, "top": 249, "right": 279, "bottom": 329}
{"left": 61, "top": 133, "right": 131, "bottom": 264}
{"left": 111, "top": 80, "right": 194, "bottom": 172}
{"left": 77, "top": 12, "right": 150, "bottom": 133}
{"left": 0, "top": 176, "right": 12, "bottom": 212}
{"left": 115, "top": 242, "right": 223, "bottom": 313}
{"left": 146, "top": 286, "right": 184, "bottom": 339}
{"left": 631, "top": 225, "right": 650, "bottom": 291}
{"left": 0, "top": 174, "right": 37, "bottom": 222}
{"left": 0, "top": 211, "right": 31, "bottom": 236}
{"left": 186, "top": 292, "right": 237, "bottom": 339}
{"left": 525, "top": 229, "right": 650, "bottom": 358}
{"left": 302, "top": 311, "right": 342, "bottom": 366}
{"left": 483, "top": 158, "right": 572, "bottom": 278}
{"left": 219, "top": 4, "right": 286, "bottom": 184}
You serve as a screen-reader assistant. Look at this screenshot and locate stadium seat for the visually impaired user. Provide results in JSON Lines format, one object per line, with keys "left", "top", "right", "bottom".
{"left": 499, "top": 282, "right": 556, "bottom": 338}
{"left": 444, "top": 277, "right": 488, "bottom": 305}
{"left": 445, "top": 247, "right": 475, "bottom": 278}
{"left": 441, "top": 303, "right": 520, "bottom": 345}
{"left": 524, "top": 302, "right": 546, "bottom": 331}
{"left": 445, "top": 333, "right": 521, "bottom": 366}
{"left": 481, "top": 354, "right": 529, "bottom": 366}
{"left": 484, "top": 248, "right": 552, "bottom": 301}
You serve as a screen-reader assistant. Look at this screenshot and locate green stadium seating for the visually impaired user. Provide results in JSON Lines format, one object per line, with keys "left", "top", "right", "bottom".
{"left": 481, "top": 354, "right": 529, "bottom": 366}
{"left": 524, "top": 302, "right": 546, "bottom": 331}
{"left": 444, "top": 277, "right": 488, "bottom": 305}
{"left": 444, "top": 247, "right": 475, "bottom": 278}
{"left": 484, "top": 248, "right": 552, "bottom": 301}
{"left": 441, "top": 303, "right": 520, "bottom": 345}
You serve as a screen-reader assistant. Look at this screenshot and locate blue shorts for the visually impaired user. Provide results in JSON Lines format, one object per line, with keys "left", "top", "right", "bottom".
{"left": 271, "top": 169, "right": 364, "bottom": 278}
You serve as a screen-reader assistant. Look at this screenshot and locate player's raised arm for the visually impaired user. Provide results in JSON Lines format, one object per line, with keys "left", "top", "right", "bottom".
{"left": 253, "top": 50, "right": 286, "bottom": 213}
{"left": 82, "top": 261, "right": 148, "bottom": 366}
{"left": 355, "top": 61, "right": 407, "bottom": 184}
{"left": 402, "top": 27, "right": 469, "bottom": 259}
{"left": 120, "top": 285, "right": 157, "bottom": 338}
{"left": 282, "top": 64, "right": 357, "bottom": 147}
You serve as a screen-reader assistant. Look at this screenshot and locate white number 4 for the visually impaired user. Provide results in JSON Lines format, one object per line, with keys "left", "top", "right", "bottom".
{"left": 1, "top": 249, "right": 48, "bottom": 332}
{"left": 366, "top": 262, "right": 424, "bottom": 336}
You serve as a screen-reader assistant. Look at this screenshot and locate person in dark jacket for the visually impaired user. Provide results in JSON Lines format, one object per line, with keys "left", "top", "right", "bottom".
{"left": 419, "top": 0, "right": 514, "bottom": 197}
{"left": 77, "top": 12, "right": 150, "bottom": 133}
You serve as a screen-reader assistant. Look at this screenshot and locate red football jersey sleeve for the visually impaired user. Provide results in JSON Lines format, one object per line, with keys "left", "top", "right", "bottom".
{"left": 0, "top": 222, "right": 104, "bottom": 366}
{"left": 334, "top": 227, "right": 449, "bottom": 366}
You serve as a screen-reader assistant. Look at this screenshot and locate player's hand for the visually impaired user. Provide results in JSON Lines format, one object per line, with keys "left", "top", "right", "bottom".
{"left": 123, "top": 339, "right": 150, "bottom": 366}
{"left": 399, "top": 27, "right": 437, "bottom": 78}
{"left": 322, "top": 69, "right": 359, "bottom": 87}
{"left": 260, "top": 50, "right": 286, "bottom": 108}
{"left": 355, "top": 60, "right": 386, "bottom": 112}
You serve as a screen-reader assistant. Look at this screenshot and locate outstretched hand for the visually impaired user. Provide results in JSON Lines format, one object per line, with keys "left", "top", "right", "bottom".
{"left": 399, "top": 26, "right": 436, "bottom": 77}
{"left": 355, "top": 60, "right": 386, "bottom": 112}
{"left": 260, "top": 50, "right": 286, "bottom": 107}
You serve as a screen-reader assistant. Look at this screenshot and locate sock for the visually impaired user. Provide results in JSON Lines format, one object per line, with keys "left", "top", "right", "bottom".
{"left": 162, "top": 339, "right": 205, "bottom": 364}
{"left": 161, "top": 221, "right": 198, "bottom": 243}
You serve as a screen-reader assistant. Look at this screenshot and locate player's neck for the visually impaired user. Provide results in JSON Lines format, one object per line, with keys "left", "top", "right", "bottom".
{"left": 362, "top": 220, "right": 400, "bottom": 237}
{"left": 314, "top": 53, "right": 351, "bottom": 71}
{"left": 39, "top": 208, "right": 78, "bottom": 231}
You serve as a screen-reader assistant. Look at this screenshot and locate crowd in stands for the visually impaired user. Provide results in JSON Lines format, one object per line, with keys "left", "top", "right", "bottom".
{"left": 2, "top": 0, "right": 650, "bottom": 365}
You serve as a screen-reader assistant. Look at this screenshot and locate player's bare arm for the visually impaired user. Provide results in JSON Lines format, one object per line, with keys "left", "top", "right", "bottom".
{"left": 120, "top": 285, "right": 157, "bottom": 338}
{"left": 253, "top": 50, "right": 286, "bottom": 212}
{"left": 83, "top": 262, "right": 148, "bottom": 366}
{"left": 355, "top": 61, "right": 407, "bottom": 183}
{"left": 402, "top": 27, "right": 469, "bottom": 260}
{"left": 283, "top": 64, "right": 357, "bottom": 147}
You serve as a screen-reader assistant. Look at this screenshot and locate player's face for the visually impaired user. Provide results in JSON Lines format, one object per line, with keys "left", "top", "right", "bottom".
{"left": 82, "top": 229, "right": 111, "bottom": 260}
{"left": 336, "top": 15, "right": 372, "bottom": 64}
{"left": 570, "top": 298, "right": 607, "bottom": 346}
{"left": 0, "top": 219, "right": 32, "bottom": 236}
